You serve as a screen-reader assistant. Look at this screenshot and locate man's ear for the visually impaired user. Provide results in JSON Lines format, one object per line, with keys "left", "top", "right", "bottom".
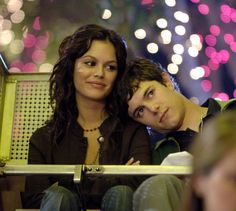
{"left": 161, "top": 72, "right": 174, "bottom": 90}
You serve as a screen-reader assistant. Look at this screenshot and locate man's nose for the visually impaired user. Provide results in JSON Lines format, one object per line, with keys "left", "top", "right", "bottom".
{"left": 146, "top": 102, "right": 159, "bottom": 113}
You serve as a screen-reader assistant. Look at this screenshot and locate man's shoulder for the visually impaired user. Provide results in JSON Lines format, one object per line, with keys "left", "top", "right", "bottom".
{"left": 215, "top": 98, "right": 236, "bottom": 110}
{"left": 203, "top": 98, "right": 236, "bottom": 114}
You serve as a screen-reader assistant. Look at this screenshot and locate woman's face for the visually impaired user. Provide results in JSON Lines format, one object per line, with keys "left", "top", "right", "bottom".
{"left": 73, "top": 40, "right": 118, "bottom": 103}
{"left": 194, "top": 148, "right": 236, "bottom": 211}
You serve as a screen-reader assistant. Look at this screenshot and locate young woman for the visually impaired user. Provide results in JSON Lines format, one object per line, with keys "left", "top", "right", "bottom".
{"left": 22, "top": 24, "right": 151, "bottom": 211}
{"left": 182, "top": 111, "right": 236, "bottom": 211}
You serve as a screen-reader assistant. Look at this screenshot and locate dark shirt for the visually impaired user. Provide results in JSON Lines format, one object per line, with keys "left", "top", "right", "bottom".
{"left": 22, "top": 116, "right": 151, "bottom": 208}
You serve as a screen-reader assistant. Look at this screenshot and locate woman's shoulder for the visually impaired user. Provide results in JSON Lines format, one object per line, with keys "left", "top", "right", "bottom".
{"left": 29, "top": 123, "right": 53, "bottom": 145}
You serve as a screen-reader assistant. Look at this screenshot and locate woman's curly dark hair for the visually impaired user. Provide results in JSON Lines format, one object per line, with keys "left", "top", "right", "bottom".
{"left": 48, "top": 24, "right": 127, "bottom": 144}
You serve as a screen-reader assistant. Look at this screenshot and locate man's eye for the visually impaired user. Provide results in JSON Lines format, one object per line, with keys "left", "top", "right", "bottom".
{"left": 147, "top": 89, "right": 154, "bottom": 98}
{"left": 84, "top": 61, "right": 96, "bottom": 66}
{"left": 137, "top": 107, "right": 144, "bottom": 118}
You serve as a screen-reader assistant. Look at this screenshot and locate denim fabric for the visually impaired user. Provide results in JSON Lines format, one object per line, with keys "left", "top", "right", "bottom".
{"left": 40, "top": 183, "right": 133, "bottom": 211}
{"left": 101, "top": 185, "right": 134, "bottom": 211}
{"left": 40, "top": 184, "right": 82, "bottom": 211}
{"left": 133, "top": 175, "right": 185, "bottom": 211}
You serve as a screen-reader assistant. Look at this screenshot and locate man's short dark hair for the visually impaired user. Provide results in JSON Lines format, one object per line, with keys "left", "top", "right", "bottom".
{"left": 118, "top": 57, "right": 179, "bottom": 104}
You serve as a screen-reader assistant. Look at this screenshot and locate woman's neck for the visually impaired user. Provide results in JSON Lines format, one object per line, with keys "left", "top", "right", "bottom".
{"left": 76, "top": 97, "right": 108, "bottom": 129}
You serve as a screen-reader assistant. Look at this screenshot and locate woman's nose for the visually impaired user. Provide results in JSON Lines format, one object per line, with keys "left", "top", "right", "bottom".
{"left": 94, "top": 65, "right": 104, "bottom": 78}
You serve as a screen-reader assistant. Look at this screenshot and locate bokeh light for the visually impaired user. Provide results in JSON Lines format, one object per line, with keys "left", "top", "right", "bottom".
{"left": 134, "top": 28, "right": 146, "bottom": 39}
{"left": 0, "top": 0, "right": 235, "bottom": 103}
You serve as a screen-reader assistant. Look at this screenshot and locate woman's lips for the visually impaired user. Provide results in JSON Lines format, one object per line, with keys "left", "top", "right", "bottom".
{"left": 87, "top": 81, "right": 105, "bottom": 88}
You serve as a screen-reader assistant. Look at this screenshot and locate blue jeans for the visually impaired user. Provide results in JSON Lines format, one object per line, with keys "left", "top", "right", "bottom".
{"left": 40, "top": 184, "right": 133, "bottom": 211}
{"left": 133, "top": 175, "right": 185, "bottom": 211}
{"left": 40, "top": 183, "right": 81, "bottom": 211}
{"left": 101, "top": 185, "right": 133, "bottom": 211}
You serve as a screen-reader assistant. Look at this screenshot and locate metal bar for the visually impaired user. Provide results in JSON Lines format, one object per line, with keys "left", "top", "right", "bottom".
{"left": 0, "top": 80, "right": 17, "bottom": 161}
{"left": 2, "top": 164, "right": 77, "bottom": 175}
{"left": 74, "top": 165, "right": 82, "bottom": 183}
{"left": 2, "top": 164, "right": 192, "bottom": 177}
{"left": 83, "top": 165, "right": 191, "bottom": 176}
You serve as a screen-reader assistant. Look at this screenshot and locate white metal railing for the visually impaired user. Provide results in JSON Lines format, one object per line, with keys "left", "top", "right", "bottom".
{"left": 1, "top": 164, "right": 192, "bottom": 183}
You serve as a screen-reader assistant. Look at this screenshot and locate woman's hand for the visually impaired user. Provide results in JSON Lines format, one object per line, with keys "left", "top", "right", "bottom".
{"left": 126, "top": 157, "right": 140, "bottom": 165}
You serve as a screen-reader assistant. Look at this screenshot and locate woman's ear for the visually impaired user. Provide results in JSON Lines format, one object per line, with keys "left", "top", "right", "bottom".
{"left": 161, "top": 72, "right": 174, "bottom": 90}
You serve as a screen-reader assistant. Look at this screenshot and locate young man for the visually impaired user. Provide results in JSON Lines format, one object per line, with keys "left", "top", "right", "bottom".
{"left": 119, "top": 57, "right": 236, "bottom": 211}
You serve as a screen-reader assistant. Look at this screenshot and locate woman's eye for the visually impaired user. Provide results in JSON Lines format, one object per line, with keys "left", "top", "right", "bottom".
{"left": 84, "top": 61, "right": 96, "bottom": 66}
{"left": 106, "top": 65, "right": 118, "bottom": 71}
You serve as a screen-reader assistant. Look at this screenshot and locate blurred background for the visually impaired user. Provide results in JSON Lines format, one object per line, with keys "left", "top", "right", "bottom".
{"left": 0, "top": 0, "right": 236, "bottom": 104}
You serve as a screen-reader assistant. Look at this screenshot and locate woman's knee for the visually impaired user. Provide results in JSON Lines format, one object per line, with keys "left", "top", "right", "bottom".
{"left": 41, "top": 185, "right": 81, "bottom": 211}
{"left": 105, "top": 185, "right": 133, "bottom": 198}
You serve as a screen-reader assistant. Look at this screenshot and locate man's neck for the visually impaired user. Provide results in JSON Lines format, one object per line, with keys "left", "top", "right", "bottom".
{"left": 181, "top": 99, "right": 208, "bottom": 132}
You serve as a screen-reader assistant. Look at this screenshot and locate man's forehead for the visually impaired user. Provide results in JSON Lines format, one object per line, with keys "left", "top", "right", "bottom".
{"left": 127, "top": 81, "right": 149, "bottom": 115}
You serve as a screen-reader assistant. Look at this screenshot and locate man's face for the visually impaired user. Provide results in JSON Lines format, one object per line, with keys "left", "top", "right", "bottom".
{"left": 127, "top": 80, "right": 185, "bottom": 133}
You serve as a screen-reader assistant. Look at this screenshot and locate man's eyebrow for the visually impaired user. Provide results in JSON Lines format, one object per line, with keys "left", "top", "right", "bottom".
{"left": 131, "top": 86, "right": 151, "bottom": 118}
{"left": 144, "top": 86, "right": 152, "bottom": 98}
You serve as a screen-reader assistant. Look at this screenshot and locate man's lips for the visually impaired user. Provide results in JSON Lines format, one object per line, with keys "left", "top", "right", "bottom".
{"left": 159, "top": 108, "right": 168, "bottom": 123}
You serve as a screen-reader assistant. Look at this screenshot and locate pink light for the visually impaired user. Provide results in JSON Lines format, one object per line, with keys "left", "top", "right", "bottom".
{"left": 224, "top": 33, "right": 234, "bottom": 45}
{"left": 11, "top": 60, "right": 24, "bottom": 70}
{"left": 195, "top": 33, "right": 204, "bottom": 43}
{"left": 205, "top": 34, "right": 216, "bottom": 46}
{"left": 205, "top": 47, "right": 216, "bottom": 58}
{"left": 213, "top": 92, "right": 229, "bottom": 101}
{"left": 141, "top": 0, "right": 153, "bottom": 5}
{"left": 220, "top": 14, "right": 231, "bottom": 23}
{"left": 210, "top": 25, "right": 220, "bottom": 36}
{"left": 23, "top": 62, "right": 37, "bottom": 72}
{"left": 36, "top": 34, "right": 49, "bottom": 49}
{"left": 198, "top": 4, "right": 209, "bottom": 15}
{"left": 24, "top": 33, "right": 36, "bottom": 48}
{"left": 230, "top": 42, "right": 236, "bottom": 52}
{"left": 202, "top": 65, "right": 211, "bottom": 77}
{"left": 219, "top": 49, "right": 230, "bottom": 64}
{"left": 208, "top": 59, "right": 219, "bottom": 71}
{"left": 33, "top": 16, "right": 41, "bottom": 31}
{"left": 190, "top": 0, "right": 200, "bottom": 3}
{"left": 233, "top": 89, "right": 236, "bottom": 98}
{"left": 220, "top": 4, "right": 231, "bottom": 15}
{"left": 201, "top": 80, "right": 212, "bottom": 92}
{"left": 230, "top": 11, "right": 236, "bottom": 23}
{"left": 32, "top": 50, "right": 46, "bottom": 64}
